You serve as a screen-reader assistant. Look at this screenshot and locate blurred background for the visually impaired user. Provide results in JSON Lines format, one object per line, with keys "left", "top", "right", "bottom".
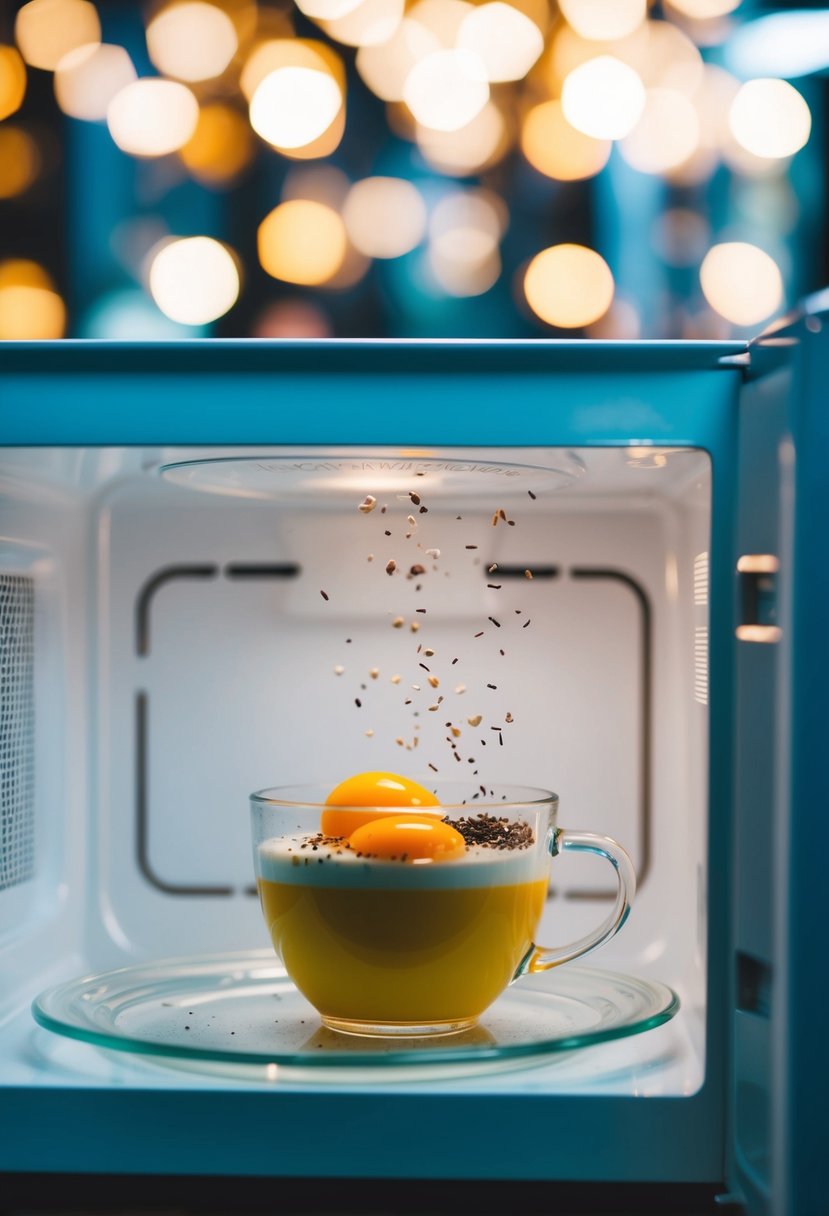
{"left": 0, "top": 0, "right": 826, "bottom": 340}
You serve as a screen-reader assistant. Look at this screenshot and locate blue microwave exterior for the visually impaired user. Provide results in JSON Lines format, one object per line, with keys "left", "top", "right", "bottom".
{"left": 0, "top": 334, "right": 824, "bottom": 1216}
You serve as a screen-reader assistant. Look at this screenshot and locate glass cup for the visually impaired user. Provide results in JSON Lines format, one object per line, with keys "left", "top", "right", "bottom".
{"left": 250, "top": 783, "right": 636, "bottom": 1038}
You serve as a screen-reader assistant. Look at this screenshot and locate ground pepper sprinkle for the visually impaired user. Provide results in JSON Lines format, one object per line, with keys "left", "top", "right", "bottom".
{"left": 443, "top": 813, "right": 534, "bottom": 850}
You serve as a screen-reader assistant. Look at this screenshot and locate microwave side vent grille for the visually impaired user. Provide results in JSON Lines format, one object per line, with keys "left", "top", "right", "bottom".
{"left": 0, "top": 573, "right": 35, "bottom": 891}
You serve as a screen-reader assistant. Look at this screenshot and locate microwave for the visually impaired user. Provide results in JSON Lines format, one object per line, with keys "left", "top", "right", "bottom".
{"left": 0, "top": 314, "right": 825, "bottom": 1216}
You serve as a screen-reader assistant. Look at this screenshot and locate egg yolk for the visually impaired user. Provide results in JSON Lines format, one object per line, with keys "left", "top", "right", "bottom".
{"left": 321, "top": 771, "right": 441, "bottom": 838}
{"left": 348, "top": 814, "right": 466, "bottom": 863}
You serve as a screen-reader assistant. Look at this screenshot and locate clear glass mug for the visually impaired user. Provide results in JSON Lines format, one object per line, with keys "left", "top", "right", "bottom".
{"left": 250, "top": 784, "right": 636, "bottom": 1037}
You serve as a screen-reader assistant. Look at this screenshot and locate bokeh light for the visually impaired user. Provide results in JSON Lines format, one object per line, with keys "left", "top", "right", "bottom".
{"left": 107, "top": 79, "right": 199, "bottom": 157}
{"left": 343, "top": 178, "right": 427, "bottom": 258}
{"left": 356, "top": 19, "right": 438, "bottom": 102}
{"left": 699, "top": 242, "right": 783, "bottom": 326}
{"left": 54, "top": 43, "right": 136, "bottom": 123}
{"left": 729, "top": 79, "right": 811, "bottom": 161}
{"left": 0, "top": 126, "right": 40, "bottom": 199}
{"left": 558, "top": 0, "right": 647, "bottom": 42}
{"left": 409, "top": 0, "right": 474, "bottom": 47}
{"left": 250, "top": 68, "right": 342, "bottom": 151}
{"left": 321, "top": 0, "right": 406, "bottom": 48}
{"left": 456, "top": 3, "right": 544, "bottom": 84}
{"left": 521, "top": 99, "right": 611, "bottom": 181}
{"left": 0, "top": 46, "right": 27, "bottom": 122}
{"left": 148, "top": 237, "right": 240, "bottom": 326}
{"left": 253, "top": 299, "right": 333, "bottom": 338}
{"left": 524, "top": 244, "right": 614, "bottom": 329}
{"left": 620, "top": 88, "right": 700, "bottom": 175}
{"left": 561, "top": 56, "right": 646, "bottom": 141}
{"left": 247, "top": 42, "right": 345, "bottom": 152}
{"left": 179, "top": 104, "right": 254, "bottom": 185}
{"left": 428, "top": 188, "right": 504, "bottom": 296}
{"left": 14, "top": 0, "right": 100, "bottom": 71}
{"left": 146, "top": 2, "right": 239, "bottom": 83}
{"left": 0, "top": 260, "right": 66, "bottom": 339}
{"left": 416, "top": 99, "right": 507, "bottom": 175}
{"left": 258, "top": 200, "right": 348, "bottom": 285}
{"left": 404, "top": 48, "right": 489, "bottom": 132}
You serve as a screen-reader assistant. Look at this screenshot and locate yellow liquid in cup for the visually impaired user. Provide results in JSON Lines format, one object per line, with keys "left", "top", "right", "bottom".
{"left": 258, "top": 872, "right": 548, "bottom": 1027}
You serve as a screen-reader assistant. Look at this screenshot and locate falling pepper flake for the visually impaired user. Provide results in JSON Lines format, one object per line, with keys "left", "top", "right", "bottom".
{"left": 423, "top": 648, "right": 435, "bottom": 657}
{"left": 385, "top": 560, "right": 396, "bottom": 575}
{"left": 451, "top": 727, "right": 462, "bottom": 738}
{"left": 488, "top": 563, "right": 498, "bottom": 573}
{"left": 525, "top": 569, "right": 533, "bottom": 580}
{"left": 396, "top": 737, "right": 404, "bottom": 746}
{"left": 465, "top": 545, "right": 478, "bottom": 550}
{"left": 411, "top": 621, "right": 420, "bottom": 632}
{"left": 320, "top": 590, "right": 329, "bottom": 601}
{"left": 392, "top": 616, "right": 404, "bottom": 628}
{"left": 452, "top": 657, "right": 459, "bottom": 665}
{"left": 358, "top": 495, "right": 376, "bottom": 514}
{"left": 528, "top": 490, "right": 537, "bottom": 500}
{"left": 487, "top": 683, "right": 497, "bottom": 690}
{"left": 428, "top": 763, "right": 438, "bottom": 772}
{"left": 419, "top": 506, "right": 428, "bottom": 514}
{"left": 409, "top": 492, "right": 421, "bottom": 506}
{"left": 487, "top": 584, "right": 502, "bottom": 590}
{"left": 408, "top": 515, "right": 417, "bottom": 527}
{"left": 474, "top": 631, "right": 484, "bottom": 638}
{"left": 365, "top": 729, "right": 374, "bottom": 737}
{"left": 409, "top": 564, "right": 426, "bottom": 576}
{"left": 492, "top": 512, "right": 500, "bottom": 527}
{"left": 428, "top": 704, "right": 440, "bottom": 712}
{"left": 505, "top": 712, "right": 514, "bottom": 723}
{"left": 488, "top": 617, "right": 501, "bottom": 628}
{"left": 428, "top": 675, "right": 440, "bottom": 688}
{"left": 523, "top": 619, "right": 531, "bottom": 628}
{"left": 384, "top": 530, "right": 392, "bottom": 537}
{"left": 355, "top": 698, "right": 362, "bottom": 707}
{"left": 369, "top": 668, "right": 379, "bottom": 679}
{"left": 468, "top": 714, "right": 482, "bottom": 727}
{"left": 416, "top": 608, "right": 427, "bottom": 613}
{"left": 454, "top": 684, "right": 466, "bottom": 694}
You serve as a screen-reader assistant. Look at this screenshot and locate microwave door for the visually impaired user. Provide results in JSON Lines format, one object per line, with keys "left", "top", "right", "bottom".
{"left": 730, "top": 308, "right": 829, "bottom": 1216}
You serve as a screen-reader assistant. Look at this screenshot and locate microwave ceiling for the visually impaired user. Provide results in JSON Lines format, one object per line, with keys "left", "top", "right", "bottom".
{"left": 157, "top": 447, "right": 707, "bottom": 503}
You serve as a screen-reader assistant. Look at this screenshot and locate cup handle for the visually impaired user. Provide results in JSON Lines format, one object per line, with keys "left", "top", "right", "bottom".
{"left": 517, "top": 828, "right": 637, "bottom": 976}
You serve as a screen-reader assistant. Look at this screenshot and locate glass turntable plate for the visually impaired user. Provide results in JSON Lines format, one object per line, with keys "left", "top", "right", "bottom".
{"left": 32, "top": 951, "right": 679, "bottom": 1082}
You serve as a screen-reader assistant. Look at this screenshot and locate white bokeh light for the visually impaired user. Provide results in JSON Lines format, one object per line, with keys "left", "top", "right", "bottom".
{"left": 343, "top": 177, "right": 427, "bottom": 258}
{"left": 403, "top": 48, "right": 489, "bottom": 132}
{"left": 107, "top": 79, "right": 199, "bottom": 157}
{"left": 54, "top": 43, "right": 136, "bottom": 122}
{"left": 149, "top": 237, "right": 239, "bottom": 326}
{"left": 146, "top": 2, "right": 238, "bottom": 82}
{"left": 250, "top": 68, "right": 342, "bottom": 149}
{"left": 456, "top": 3, "right": 544, "bottom": 83}
{"left": 729, "top": 78, "right": 811, "bottom": 161}
{"left": 700, "top": 242, "right": 783, "bottom": 327}
{"left": 561, "top": 56, "right": 646, "bottom": 141}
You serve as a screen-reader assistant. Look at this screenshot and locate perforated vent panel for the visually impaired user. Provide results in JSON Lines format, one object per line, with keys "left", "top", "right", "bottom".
{"left": 0, "top": 574, "right": 35, "bottom": 891}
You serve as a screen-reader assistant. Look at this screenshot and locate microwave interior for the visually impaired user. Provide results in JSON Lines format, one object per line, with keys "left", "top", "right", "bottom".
{"left": 1, "top": 441, "right": 711, "bottom": 1097}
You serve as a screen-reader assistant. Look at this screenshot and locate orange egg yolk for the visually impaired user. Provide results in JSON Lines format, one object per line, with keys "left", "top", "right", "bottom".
{"left": 321, "top": 771, "right": 441, "bottom": 838}
{"left": 348, "top": 814, "right": 466, "bottom": 863}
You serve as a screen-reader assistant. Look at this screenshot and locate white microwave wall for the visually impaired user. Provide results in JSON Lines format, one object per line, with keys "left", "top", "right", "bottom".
{"left": 1, "top": 444, "right": 710, "bottom": 1098}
